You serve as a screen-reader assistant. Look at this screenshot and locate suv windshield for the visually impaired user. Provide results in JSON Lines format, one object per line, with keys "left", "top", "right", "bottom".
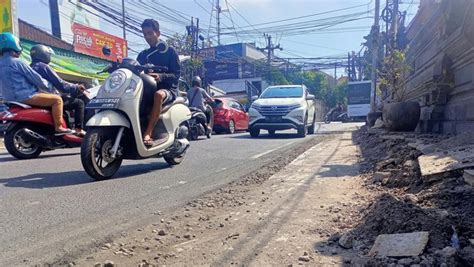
{"left": 260, "top": 87, "right": 303, "bottom": 98}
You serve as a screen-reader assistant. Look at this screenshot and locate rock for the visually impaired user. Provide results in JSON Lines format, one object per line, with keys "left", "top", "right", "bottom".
{"left": 158, "top": 230, "right": 167, "bottom": 236}
{"left": 460, "top": 247, "right": 474, "bottom": 263}
{"left": 372, "top": 118, "right": 384, "bottom": 129}
{"left": 369, "top": 232, "right": 429, "bottom": 257}
{"left": 183, "top": 233, "right": 191, "bottom": 239}
{"left": 338, "top": 233, "right": 353, "bottom": 249}
{"left": 436, "top": 246, "right": 457, "bottom": 258}
{"left": 298, "top": 255, "right": 310, "bottom": 262}
{"left": 463, "top": 169, "right": 474, "bottom": 186}
{"left": 103, "top": 261, "right": 115, "bottom": 267}
{"left": 94, "top": 263, "right": 101, "bottom": 267}
{"left": 330, "top": 247, "right": 338, "bottom": 255}
{"left": 469, "top": 239, "right": 474, "bottom": 246}
{"left": 373, "top": 172, "right": 391, "bottom": 183}
{"left": 404, "top": 160, "right": 416, "bottom": 168}
{"left": 397, "top": 258, "right": 412, "bottom": 266}
{"left": 403, "top": 194, "right": 419, "bottom": 203}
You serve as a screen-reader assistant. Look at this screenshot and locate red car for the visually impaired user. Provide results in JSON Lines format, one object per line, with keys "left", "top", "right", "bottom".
{"left": 212, "top": 97, "right": 249, "bottom": 134}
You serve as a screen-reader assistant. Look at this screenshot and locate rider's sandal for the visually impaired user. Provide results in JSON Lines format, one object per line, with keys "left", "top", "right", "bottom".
{"left": 75, "top": 129, "right": 86, "bottom": 137}
{"left": 144, "top": 138, "right": 154, "bottom": 147}
{"left": 55, "top": 128, "right": 75, "bottom": 136}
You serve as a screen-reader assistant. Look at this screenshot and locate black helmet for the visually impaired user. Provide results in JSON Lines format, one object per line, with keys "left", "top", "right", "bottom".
{"left": 192, "top": 76, "right": 202, "bottom": 87}
{"left": 30, "top": 44, "right": 55, "bottom": 64}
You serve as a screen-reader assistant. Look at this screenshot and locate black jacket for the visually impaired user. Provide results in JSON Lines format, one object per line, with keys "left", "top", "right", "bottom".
{"left": 136, "top": 45, "right": 180, "bottom": 91}
{"left": 30, "top": 61, "right": 80, "bottom": 96}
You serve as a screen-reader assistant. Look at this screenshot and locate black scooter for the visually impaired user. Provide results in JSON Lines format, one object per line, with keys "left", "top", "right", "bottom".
{"left": 188, "top": 106, "right": 211, "bottom": 140}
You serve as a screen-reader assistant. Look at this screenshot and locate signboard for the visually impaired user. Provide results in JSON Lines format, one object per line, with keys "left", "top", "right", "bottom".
{"left": 0, "top": 0, "right": 18, "bottom": 35}
{"left": 20, "top": 39, "right": 109, "bottom": 80}
{"left": 58, "top": 0, "right": 100, "bottom": 44}
{"left": 241, "top": 62, "right": 255, "bottom": 78}
{"left": 198, "top": 47, "right": 215, "bottom": 59}
{"left": 215, "top": 43, "right": 244, "bottom": 59}
{"left": 72, "top": 23, "right": 127, "bottom": 61}
{"left": 347, "top": 81, "right": 371, "bottom": 117}
{"left": 205, "top": 61, "right": 239, "bottom": 80}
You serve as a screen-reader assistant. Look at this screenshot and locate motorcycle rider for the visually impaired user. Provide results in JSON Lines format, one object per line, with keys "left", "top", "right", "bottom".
{"left": 136, "top": 18, "right": 180, "bottom": 147}
{"left": 0, "top": 32, "right": 73, "bottom": 135}
{"left": 187, "top": 76, "right": 214, "bottom": 132}
{"left": 30, "top": 44, "right": 89, "bottom": 137}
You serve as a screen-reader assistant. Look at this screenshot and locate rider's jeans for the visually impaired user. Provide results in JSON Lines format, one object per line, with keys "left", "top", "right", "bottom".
{"left": 23, "top": 93, "right": 64, "bottom": 130}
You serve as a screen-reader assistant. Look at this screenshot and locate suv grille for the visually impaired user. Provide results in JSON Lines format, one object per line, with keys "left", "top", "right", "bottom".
{"left": 253, "top": 104, "right": 300, "bottom": 116}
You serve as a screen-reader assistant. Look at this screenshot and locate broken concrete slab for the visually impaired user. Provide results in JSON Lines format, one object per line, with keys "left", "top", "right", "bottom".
{"left": 418, "top": 145, "right": 474, "bottom": 177}
{"left": 369, "top": 232, "right": 429, "bottom": 257}
{"left": 463, "top": 169, "right": 474, "bottom": 187}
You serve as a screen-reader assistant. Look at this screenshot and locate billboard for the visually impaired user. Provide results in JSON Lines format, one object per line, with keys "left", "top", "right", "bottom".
{"left": 347, "top": 81, "right": 371, "bottom": 117}
{"left": 205, "top": 61, "right": 239, "bottom": 80}
{"left": 72, "top": 23, "right": 127, "bottom": 61}
{"left": 58, "top": 0, "right": 100, "bottom": 44}
{"left": 0, "top": 0, "right": 18, "bottom": 35}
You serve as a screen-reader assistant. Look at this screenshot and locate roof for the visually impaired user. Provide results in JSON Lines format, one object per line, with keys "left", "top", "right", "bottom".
{"left": 19, "top": 19, "right": 74, "bottom": 51}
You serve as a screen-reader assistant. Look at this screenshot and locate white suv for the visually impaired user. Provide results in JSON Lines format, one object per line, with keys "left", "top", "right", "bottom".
{"left": 248, "top": 85, "right": 317, "bottom": 137}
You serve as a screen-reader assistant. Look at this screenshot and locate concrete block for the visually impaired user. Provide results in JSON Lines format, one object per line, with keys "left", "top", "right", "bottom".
{"left": 463, "top": 169, "right": 474, "bottom": 186}
{"left": 369, "top": 232, "right": 429, "bottom": 257}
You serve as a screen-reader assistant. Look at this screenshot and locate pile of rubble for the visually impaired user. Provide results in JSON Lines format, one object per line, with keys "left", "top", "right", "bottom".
{"left": 347, "top": 127, "right": 474, "bottom": 266}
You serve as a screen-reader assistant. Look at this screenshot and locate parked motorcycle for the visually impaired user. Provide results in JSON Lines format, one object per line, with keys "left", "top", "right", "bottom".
{"left": 188, "top": 106, "right": 212, "bottom": 140}
{"left": 324, "top": 108, "right": 349, "bottom": 124}
{"left": 0, "top": 101, "right": 83, "bottom": 159}
{"left": 80, "top": 59, "right": 191, "bottom": 180}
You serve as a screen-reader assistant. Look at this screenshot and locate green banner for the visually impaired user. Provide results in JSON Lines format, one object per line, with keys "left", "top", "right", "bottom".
{"left": 20, "top": 39, "right": 109, "bottom": 80}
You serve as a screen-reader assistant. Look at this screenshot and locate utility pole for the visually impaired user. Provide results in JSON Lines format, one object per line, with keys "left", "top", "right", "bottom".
{"left": 334, "top": 62, "right": 337, "bottom": 88}
{"left": 121, "top": 0, "right": 126, "bottom": 40}
{"left": 259, "top": 34, "right": 282, "bottom": 66}
{"left": 49, "top": 0, "right": 61, "bottom": 39}
{"left": 216, "top": 0, "right": 221, "bottom": 45}
{"left": 370, "top": 0, "right": 380, "bottom": 113}
{"left": 392, "top": 0, "right": 399, "bottom": 50}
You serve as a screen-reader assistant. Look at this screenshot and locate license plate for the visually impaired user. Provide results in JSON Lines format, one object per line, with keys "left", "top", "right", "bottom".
{"left": 266, "top": 116, "right": 282, "bottom": 122}
{"left": 86, "top": 98, "right": 120, "bottom": 109}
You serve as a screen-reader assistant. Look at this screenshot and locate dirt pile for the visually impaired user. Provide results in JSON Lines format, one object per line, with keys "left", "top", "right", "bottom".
{"left": 349, "top": 126, "right": 474, "bottom": 266}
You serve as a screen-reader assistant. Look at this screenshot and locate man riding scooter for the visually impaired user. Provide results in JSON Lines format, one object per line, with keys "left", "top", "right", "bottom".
{"left": 187, "top": 76, "right": 214, "bottom": 133}
{"left": 0, "top": 32, "right": 73, "bottom": 135}
{"left": 136, "top": 18, "right": 181, "bottom": 147}
{"left": 30, "top": 44, "right": 89, "bottom": 137}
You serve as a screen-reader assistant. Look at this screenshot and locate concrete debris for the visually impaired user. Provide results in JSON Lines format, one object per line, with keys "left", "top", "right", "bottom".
{"left": 463, "top": 169, "right": 474, "bottom": 187}
{"left": 418, "top": 145, "right": 474, "bottom": 178}
{"left": 369, "top": 232, "right": 429, "bottom": 257}
{"left": 373, "top": 118, "right": 384, "bottom": 129}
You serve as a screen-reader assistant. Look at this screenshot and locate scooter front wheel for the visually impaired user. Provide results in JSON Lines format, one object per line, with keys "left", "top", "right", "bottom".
{"left": 81, "top": 128, "right": 123, "bottom": 180}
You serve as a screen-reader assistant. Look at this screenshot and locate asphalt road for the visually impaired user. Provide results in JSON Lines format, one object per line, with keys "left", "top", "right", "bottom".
{"left": 0, "top": 126, "right": 327, "bottom": 265}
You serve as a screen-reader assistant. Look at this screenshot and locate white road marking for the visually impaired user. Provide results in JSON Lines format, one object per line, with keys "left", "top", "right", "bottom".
{"left": 251, "top": 141, "right": 296, "bottom": 159}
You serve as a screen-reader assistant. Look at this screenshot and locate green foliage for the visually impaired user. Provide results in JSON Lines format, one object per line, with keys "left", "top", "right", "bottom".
{"left": 379, "top": 49, "right": 411, "bottom": 102}
{"left": 166, "top": 33, "right": 193, "bottom": 56}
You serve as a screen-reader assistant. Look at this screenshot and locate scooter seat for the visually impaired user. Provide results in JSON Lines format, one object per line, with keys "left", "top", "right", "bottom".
{"left": 162, "top": 97, "right": 187, "bottom": 113}
{"left": 5, "top": 101, "right": 32, "bottom": 109}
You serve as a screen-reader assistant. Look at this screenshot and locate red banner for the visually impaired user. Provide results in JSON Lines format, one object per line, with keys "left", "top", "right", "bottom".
{"left": 72, "top": 23, "right": 127, "bottom": 62}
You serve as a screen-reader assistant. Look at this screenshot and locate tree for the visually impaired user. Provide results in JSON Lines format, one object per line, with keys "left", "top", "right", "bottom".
{"left": 166, "top": 33, "right": 193, "bottom": 56}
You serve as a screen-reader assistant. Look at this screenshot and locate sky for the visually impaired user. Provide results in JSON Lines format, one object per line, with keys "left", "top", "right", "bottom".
{"left": 17, "top": 0, "right": 419, "bottom": 77}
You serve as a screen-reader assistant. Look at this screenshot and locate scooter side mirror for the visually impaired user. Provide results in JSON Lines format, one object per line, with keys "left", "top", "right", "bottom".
{"left": 102, "top": 46, "right": 112, "bottom": 56}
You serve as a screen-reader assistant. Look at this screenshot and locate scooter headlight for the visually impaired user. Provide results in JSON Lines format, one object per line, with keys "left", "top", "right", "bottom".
{"left": 106, "top": 71, "right": 126, "bottom": 92}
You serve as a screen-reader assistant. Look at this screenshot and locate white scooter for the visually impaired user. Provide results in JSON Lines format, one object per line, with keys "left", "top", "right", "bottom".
{"left": 80, "top": 58, "right": 191, "bottom": 180}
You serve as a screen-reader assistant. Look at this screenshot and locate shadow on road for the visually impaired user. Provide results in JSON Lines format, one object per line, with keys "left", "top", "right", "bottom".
{"left": 229, "top": 133, "right": 302, "bottom": 140}
{"left": 0, "top": 162, "right": 169, "bottom": 189}
{"left": 0, "top": 151, "right": 80, "bottom": 163}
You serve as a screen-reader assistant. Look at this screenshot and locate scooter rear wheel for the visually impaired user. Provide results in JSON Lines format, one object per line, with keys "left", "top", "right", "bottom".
{"left": 81, "top": 128, "right": 123, "bottom": 180}
{"left": 164, "top": 151, "right": 186, "bottom": 165}
{"left": 4, "top": 125, "right": 42, "bottom": 159}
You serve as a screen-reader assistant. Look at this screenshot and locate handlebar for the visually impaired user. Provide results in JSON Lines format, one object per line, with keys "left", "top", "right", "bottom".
{"left": 96, "top": 62, "right": 168, "bottom": 75}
